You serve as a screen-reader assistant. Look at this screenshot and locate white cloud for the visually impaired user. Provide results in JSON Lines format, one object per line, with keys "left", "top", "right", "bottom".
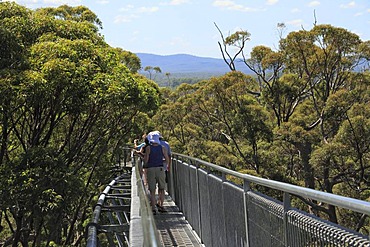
{"left": 96, "top": 0, "right": 109, "bottom": 4}
{"left": 43, "top": 0, "right": 82, "bottom": 5}
{"left": 116, "top": 5, "right": 159, "bottom": 23}
{"left": 291, "top": 8, "right": 301, "bottom": 13}
{"left": 213, "top": 0, "right": 261, "bottom": 12}
{"left": 159, "top": 0, "right": 190, "bottom": 6}
{"left": 308, "top": 1, "right": 320, "bottom": 7}
{"left": 266, "top": 0, "right": 278, "bottom": 5}
{"left": 340, "top": 1, "right": 356, "bottom": 8}
{"left": 286, "top": 19, "right": 304, "bottom": 27}
{"left": 119, "top": 5, "right": 134, "bottom": 12}
{"left": 169, "top": 0, "right": 190, "bottom": 5}
{"left": 114, "top": 14, "right": 138, "bottom": 23}
{"left": 119, "top": 5, "right": 159, "bottom": 13}
{"left": 137, "top": 6, "right": 159, "bottom": 13}
{"left": 213, "top": 0, "right": 236, "bottom": 8}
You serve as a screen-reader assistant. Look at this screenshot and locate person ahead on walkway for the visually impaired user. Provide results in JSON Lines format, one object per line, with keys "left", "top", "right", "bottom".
{"left": 134, "top": 136, "right": 150, "bottom": 184}
{"left": 151, "top": 131, "right": 172, "bottom": 211}
{"left": 133, "top": 133, "right": 147, "bottom": 178}
{"left": 134, "top": 133, "right": 146, "bottom": 151}
{"left": 144, "top": 132, "right": 169, "bottom": 214}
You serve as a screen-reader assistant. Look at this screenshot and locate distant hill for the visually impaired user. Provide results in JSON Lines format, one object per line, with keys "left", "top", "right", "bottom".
{"left": 136, "top": 53, "right": 252, "bottom": 75}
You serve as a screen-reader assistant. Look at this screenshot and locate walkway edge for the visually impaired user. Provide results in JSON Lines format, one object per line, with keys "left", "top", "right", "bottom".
{"left": 129, "top": 166, "right": 143, "bottom": 247}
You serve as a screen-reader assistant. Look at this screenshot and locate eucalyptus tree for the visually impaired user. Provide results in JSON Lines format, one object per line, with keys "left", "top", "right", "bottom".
{"left": 165, "top": 72, "right": 171, "bottom": 87}
{"left": 309, "top": 74, "right": 370, "bottom": 228}
{"left": 193, "top": 72, "right": 272, "bottom": 172}
{"left": 116, "top": 48, "right": 141, "bottom": 73}
{"left": 251, "top": 25, "right": 369, "bottom": 226}
{"left": 154, "top": 72, "right": 272, "bottom": 172}
{"left": 214, "top": 22, "right": 370, "bottom": 230}
{"left": 144, "top": 66, "right": 162, "bottom": 80}
{"left": 277, "top": 25, "right": 364, "bottom": 187}
{"left": 215, "top": 24, "right": 307, "bottom": 127}
{"left": 152, "top": 83, "right": 201, "bottom": 154}
{"left": 0, "top": 2, "right": 160, "bottom": 246}
{"left": 214, "top": 22, "right": 250, "bottom": 72}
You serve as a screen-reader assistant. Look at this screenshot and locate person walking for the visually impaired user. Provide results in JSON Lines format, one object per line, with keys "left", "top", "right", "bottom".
{"left": 134, "top": 135, "right": 150, "bottom": 184}
{"left": 134, "top": 133, "right": 146, "bottom": 151}
{"left": 151, "top": 131, "right": 172, "bottom": 212}
{"left": 144, "top": 132, "right": 169, "bottom": 214}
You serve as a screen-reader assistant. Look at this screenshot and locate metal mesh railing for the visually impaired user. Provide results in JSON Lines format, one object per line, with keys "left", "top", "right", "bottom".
{"left": 130, "top": 155, "right": 162, "bottom": 247}
{"left": 86, "top": 173, "right": 132, "bottom": 247}
{"left": 86, "top": 149, "right": 162, "bottom": 247}
{"left": 169, "top": 153, "right": 370, "bottom": 247}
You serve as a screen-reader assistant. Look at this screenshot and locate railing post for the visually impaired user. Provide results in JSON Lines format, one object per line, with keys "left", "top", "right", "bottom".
{"left": 195, "top": 161, "right": 202, "bottom": 240}
{"left": 221, "top": 172, "right": 227, "bottom": 246}
{"left": 205, "top": 169, "right": 213, "bottom": 246}
{"left": 168, "top": 155, "right": 173, "bottom": 198}
{"left": 243, "top": 179, "right": 250, "bottom": 247}
{"left": 283, "top": 192, "right": 291, "bottom": 247}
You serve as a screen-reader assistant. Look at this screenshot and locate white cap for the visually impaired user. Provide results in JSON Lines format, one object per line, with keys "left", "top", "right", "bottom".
{"left": 148, "top": 132, "right": 160, "bottom": 144}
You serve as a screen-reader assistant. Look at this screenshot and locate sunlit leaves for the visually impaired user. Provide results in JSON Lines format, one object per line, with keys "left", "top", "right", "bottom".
{"left": 35, "top": 4, "right": 102, "bottom": 29}
{"left": 224, "top": 30, "right": 251, "bottom": 48}
{"left": 0, "top": 2, "right": 161, "bottom": 245}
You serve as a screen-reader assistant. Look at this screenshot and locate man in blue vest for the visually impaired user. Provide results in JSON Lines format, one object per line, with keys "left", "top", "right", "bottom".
{"left": 152, "top": 131, "right": 172, "bottom": 211}
{"left": 144, "top": 132, "right": 170, "bottom": 214}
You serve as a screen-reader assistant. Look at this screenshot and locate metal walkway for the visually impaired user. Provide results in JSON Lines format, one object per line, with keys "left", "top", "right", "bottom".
{"left": 154, "top": 194, "right": 203, "bottom": 247}
{"left": 129, "top": 159, "right": 203, "bottom": 247}
{"left": 87, "top": 152, "right": 370, "bottom": 246}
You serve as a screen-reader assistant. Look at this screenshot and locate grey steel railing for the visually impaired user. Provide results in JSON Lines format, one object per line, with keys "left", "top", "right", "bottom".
{"left": 130, "top": 154, "right": 162, "bottom": 247}
{"left": 86, "top": 148, "right": 161, "bottom": 247}
{"left": 169, "top": 153, "right": 370, "bottom": 247}
{"left": 86, "top": 173, "right": 132, "bottom": 246}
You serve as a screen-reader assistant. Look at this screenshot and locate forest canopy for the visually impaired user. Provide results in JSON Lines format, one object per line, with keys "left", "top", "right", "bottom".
{"left": 0, "top": 2, "right": 160, "bottom": 246}
{"left": 152, "top": 24, "right": 370, "bottom": 234}
{"left": 1, "top": 2, "right": 370, "bottom": 246}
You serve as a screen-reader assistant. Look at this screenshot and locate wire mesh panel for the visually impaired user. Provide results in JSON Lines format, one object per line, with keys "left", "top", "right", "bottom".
{"left": 247, "top": 191, "right": 285, "bottom": 247}
{"left": 189, "top": 165, "right": 201, "bottom": 235}
{"left": 176, "top": 161, "right": 189, "bottom": 214}
{"left": 287, "top": 210, "right": 370, "bottom": 247}
{"left": 198, "top": 168, "right": 212, "bottom": 247}
{"left": 208, "top": 174, "right": 227, "bottom": 247}
{"left": 170, "top": 154, "right": 370, "bottom": 247}
{"left": 246, "top": 191, "right": 370, "bottom": 247}
{"left": 223, "top": 182, "right": 247, "bottom": 247}
{"left": 172, "top": 158, "right": 182, "bottom": 210}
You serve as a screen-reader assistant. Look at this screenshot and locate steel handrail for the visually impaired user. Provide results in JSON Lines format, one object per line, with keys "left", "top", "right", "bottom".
{"left": 132, "top": 154, "right": 162, "bottom": 246}
{"left": 86, "top": 177, "right": 123, "bottom": 247}
{"left": 86, "top": 147, "right": 162, "bottom": 247}
{"left": 172, "top": 152, "right": 370, "bottom": 216}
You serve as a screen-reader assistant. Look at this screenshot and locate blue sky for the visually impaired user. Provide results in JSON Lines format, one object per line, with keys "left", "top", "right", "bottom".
{"left": 7, "top": 0, "right": 370, "bottom": 58}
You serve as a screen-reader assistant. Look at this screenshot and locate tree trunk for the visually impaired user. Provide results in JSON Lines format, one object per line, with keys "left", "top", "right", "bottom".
{"left": 12, "top": 211, "right": 23, "bottom": 247}
{"left": 297, "top": 142, "right": 315, "bottom": 189}
{"left": 324, "top": 167, "right": 338, "bottom": 224}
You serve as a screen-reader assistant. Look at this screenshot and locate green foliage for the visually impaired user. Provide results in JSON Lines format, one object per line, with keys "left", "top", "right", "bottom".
{"left": 224, "top": 30, "right": 251, "bottom": 47}
{"left": 0, "top": 2, "right": 160, "bottom": 246}
{"left": 154, "top": 24, "right": 370, "bottom": 233}
{"left": 1, "top": 2, "right": 369, "bottom": 243}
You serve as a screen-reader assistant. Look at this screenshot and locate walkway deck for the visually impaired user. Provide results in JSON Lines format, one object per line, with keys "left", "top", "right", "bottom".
{"left": 129, "top": 162, "right": 203, "bottom": 247}
{"left": 154, "top": 194, "right": 203, "bottom": 247}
